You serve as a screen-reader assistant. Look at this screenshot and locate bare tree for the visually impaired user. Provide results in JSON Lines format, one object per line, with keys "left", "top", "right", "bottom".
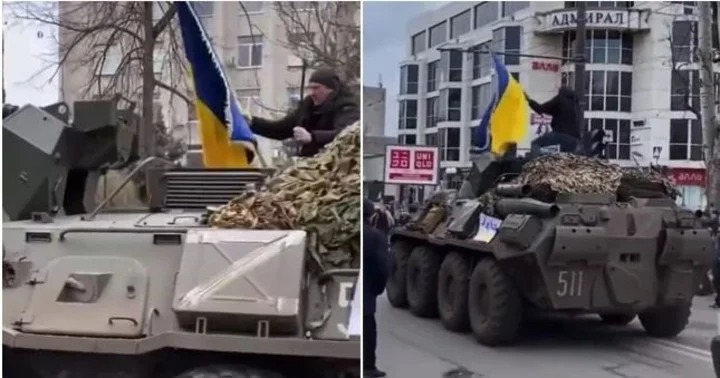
{"left": 7, "top": 1, "right": 190, "bottom": 158}
{"left": 273, "top": 1, "right": 360, "bottom": 84}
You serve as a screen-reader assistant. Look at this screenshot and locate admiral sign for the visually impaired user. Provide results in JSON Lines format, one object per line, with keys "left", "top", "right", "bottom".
{"left": 536, "top": 9, "right": 649, "bottom": 34}
{"left": 384, "top": 145, "right": 440, "bottom": 185}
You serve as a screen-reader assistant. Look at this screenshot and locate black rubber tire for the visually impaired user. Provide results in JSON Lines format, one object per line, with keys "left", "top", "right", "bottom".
{"left": 437, "top": 252, "right": 471, "bottom": 332}
{"left": 175, "top": 365, "right": 284, "bottom": 378}
{"left": 599, "top": 313, "right": 636, "bottom": 326}
{"left": 386, "top": 240, "right": 412, "bottom": 308}
{"left": 639, "top": 304, "right": 692, "bottom": 338}
{"left": 467, "top": 259, "right": 523, "bottom": 346}
{"left": 406, "top": 245, "right": 442, "bottom": 318}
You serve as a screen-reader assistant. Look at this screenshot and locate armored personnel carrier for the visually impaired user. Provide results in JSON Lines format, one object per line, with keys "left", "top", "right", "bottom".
{"left": 2, "top": 99, "right": 360, "bottom": 378}
{"left": 387, "top": 148, "right": 714, "bottom": 347}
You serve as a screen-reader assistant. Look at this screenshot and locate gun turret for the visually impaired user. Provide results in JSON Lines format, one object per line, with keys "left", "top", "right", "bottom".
{"left": 2, "top": 97, "right": 139, "bottom": 221}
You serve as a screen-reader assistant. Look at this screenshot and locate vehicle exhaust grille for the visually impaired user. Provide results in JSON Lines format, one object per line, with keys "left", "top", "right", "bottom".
{"left": 162, "top": 170, "right": 267, "bottom": 209}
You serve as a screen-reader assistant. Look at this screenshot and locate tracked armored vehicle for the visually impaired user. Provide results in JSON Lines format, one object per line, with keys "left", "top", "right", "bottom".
{"left": 387, "top": 149, "right": 714, "bottom": 346}
{"left": 2, "top": 99, "right": 360, "bottom": 378}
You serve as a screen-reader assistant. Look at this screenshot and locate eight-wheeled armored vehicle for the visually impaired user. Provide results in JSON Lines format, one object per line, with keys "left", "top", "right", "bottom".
{"left": 387, "top": 149, "right": 715, "bottom": 346}
{"left": 2, "top": 99, "right": 360, "bottom": 378}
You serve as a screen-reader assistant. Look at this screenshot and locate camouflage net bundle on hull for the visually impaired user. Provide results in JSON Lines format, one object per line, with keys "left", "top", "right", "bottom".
{"left": 476, "top": 153, "right": 677, "bottom": 216}
{"left": 209, "top": 122, "right": 361, "bottom": 272}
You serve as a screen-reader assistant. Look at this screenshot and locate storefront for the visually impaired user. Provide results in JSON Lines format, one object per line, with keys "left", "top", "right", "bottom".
{"left": 670, "top": 167, "right": 707, "bottom": 210}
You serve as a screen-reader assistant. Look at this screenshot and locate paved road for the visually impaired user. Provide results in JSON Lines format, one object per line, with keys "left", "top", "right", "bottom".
{"left": 375, "top": 294, "right": 717, "bottom": 378}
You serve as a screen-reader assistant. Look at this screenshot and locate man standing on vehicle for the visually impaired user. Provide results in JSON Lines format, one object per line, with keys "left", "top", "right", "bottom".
{"left": 246, "top": 67, "right": 359, "bottom": 157}
{"left": 526, "top": 87, "right": 583, "bottom": 154}
{"left": 363, "top": 198, "right": 390, "bottom": 378}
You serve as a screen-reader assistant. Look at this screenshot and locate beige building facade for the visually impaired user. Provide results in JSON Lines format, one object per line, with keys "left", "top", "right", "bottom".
{"left": 59, "top": 1, "right": 320, "bottom": 164}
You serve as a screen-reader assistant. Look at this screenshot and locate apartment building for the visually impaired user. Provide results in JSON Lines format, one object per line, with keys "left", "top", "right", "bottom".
{"left": 59, "top": 1, "right": 320, "bottom": 164}
{"left": 398, "top": 1, "right": 718, "bottom": 209}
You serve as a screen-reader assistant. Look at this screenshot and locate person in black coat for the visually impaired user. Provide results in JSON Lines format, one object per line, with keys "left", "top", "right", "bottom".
{"left": 363, "top": 198, "right": 390, "bottom": 378}
{"left": 248, "top": 68, "right": 359, "bottom": 157}
{"left": 526, "top": 87, "right": 583, "bottom": 154}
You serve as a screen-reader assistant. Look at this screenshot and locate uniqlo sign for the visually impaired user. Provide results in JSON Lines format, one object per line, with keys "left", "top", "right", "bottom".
{"left": 384, "top": 145, "right": 439, "bottom": 185}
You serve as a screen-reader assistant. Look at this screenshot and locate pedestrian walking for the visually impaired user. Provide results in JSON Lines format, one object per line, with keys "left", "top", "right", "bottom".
{"left": 363, "top": 199, "right": 390, "bottom": 378}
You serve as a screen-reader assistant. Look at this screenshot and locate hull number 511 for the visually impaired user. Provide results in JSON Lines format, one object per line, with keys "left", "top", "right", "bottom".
{"left": 557, "top": 270, "right": 584, "bottom": 297}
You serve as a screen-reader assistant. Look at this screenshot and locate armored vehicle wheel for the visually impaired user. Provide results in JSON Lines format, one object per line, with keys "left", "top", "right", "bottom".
{"left": 599, "top": 313, "right": 636, "bottom": 325}
{"left": 406, "top": 245, "right": 442, "bottom": 318}
{"left": 175, "top": 365, "right": 284, "bottom": 378}
{"left": 437, "top": 251, "right": 471, "bottom": 332}
{"left": 639, "top": 304, "right": 691, "bottom": 338}
{"left": 386, "top": 240, "right": 412, "bottom": 308}
{"left": 468, "top": 259, "right": 523, "bottom": 346}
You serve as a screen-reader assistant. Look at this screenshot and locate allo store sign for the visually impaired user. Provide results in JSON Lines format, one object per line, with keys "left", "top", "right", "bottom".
{"left": 531, "top": 61, "right": 560, "bottom": 72}
{"left": 536, "top": 9, "right": 648, "bottom": 34}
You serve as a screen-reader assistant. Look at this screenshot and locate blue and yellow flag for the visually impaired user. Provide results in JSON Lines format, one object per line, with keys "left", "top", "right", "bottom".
{"left": 474, "top": 53, "right": 530, "bottom": 156}
{"left": 175, "top": 1, "right": 256, "bottom": 167}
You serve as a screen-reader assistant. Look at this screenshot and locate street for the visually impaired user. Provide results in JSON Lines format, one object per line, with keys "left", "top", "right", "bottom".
{"left": 376, "top": 294, "right": 717, "bottom": 378}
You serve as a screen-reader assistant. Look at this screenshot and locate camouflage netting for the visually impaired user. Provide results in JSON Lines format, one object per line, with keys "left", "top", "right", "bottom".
{"left": 475, "top": 153, "right": 678, "bottom": 215}
{"left": 209, "top": 122, "right": 361, "bottom": 272}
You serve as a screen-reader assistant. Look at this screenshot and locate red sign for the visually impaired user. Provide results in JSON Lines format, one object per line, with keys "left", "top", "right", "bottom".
{"left": 384, "top": 145, "right": 440, "bottom": 185}
{"left": 531, "top": 61, "right": 560, "bottom": 72}
{"left": 670, "top": 168, "right": 706, "bottom": 187}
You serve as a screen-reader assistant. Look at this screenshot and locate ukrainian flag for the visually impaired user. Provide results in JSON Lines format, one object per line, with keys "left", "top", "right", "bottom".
{"left": 474, "top": 53, "right": 529, "bottom": 156}
{"left": 175, "top": 1, "right": 256, "bottom": 167}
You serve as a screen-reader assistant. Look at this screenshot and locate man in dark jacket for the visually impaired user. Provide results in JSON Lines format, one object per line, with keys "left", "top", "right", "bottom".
{"left": 363, "top": 198, "right": 390, "bottom": 378}
{"left": 248, "top": 68, "right": 359, "bottom": 157}
{"left": 526, "top": 87, "right": 583, "bottom": 154}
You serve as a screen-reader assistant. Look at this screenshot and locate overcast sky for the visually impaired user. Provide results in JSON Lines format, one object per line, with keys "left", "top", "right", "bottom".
{"left": 363, "top": 1, "right": 447, "bottom": 137}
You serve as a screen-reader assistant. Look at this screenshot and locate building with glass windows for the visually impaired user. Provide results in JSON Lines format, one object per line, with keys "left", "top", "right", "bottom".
{"left": 397, "top": 1, "right": 718, "bottom": 209}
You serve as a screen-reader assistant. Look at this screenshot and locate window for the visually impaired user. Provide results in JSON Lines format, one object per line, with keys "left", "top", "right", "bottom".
{"left": 400, "top": 64, "right": 419, "bottom": 95}
{"left": 426, "top": 97, "right": 439, "bottom": 128}
{"left": 398, "top": 134, "right": 417, "bottom": 145}
{"left": 669, "top": 119, "right": 703, "bottom": 160}
{"left": 428, "top": 21, "right": 447, "bottom": 48}
{"left": 287, "top": 87, "right": 302, "bottom": 108}
{"left": 445, "top": 50, "right": 463, "bottom": 82}
{"left": 412, "top": 31, "right": 426, "bottom": 55}
{"left": 501, "top": 2, "right": 529, "bottom": 17}
{"left": 586, "top": 118, "right": 631, "bottom": 160}
{"left": 471, "top": 83, "right": 493, "bottom": 120}
{"left": 671, "top": 69, "right": 700, "bottom": 111}
{"left": 239, "top": 1, "right": 263, "bottom": 13}
{"left": 671, "top": 1, "right": 697, "bottom": 15}
{"left": 96, "top": 45, "right": 121, "bottom": 76}
{"left": 450, "top": 10, "right": 471, "bottom": 39}
{"left": 492, "top": 27, "right": 522, "bottom": 65}
{"left": 585, "top": 70, "right": 633, "bottom": 112}
{"left": 474, "top": 2, "right": 498, "bottom": 29}
{"left": 563, "top": 31, "right": 633, "bottom": 65}
{"left": 236, "top": 88, "right": 262, "bottom": 115}
{"left": 504, "top": 26, "right": 521, "bottom": 65}
{"left": 426, "top": 132, "right": 438, "bottom": 147}
{"left": 153, "top": 44, "right": 165, "bottom": 74}
{"left": 672, "top": 21, "right": 697, "bottom": 63}
{"left": 472, "top": 42, "right": 491, "bottom": 79}
{"left": 447, "top": 88, "right": 462, "bottom": 121}
{"left": 191, "top": 1, "right": 214, "bottom": 17}
{"left": 398, "top": 100, "right": 418, "bottom": 130}
{"left": 511, "top": 72, "right": 520, "bottom": 82}
{"left": 427, "top": 60, "right": 439, "bottom": 92}
{"left": 437, "top": 128, "right": 460, "bottom": 161}
{"left": 237, "top": 36, "right": 263, "bottom": 67}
